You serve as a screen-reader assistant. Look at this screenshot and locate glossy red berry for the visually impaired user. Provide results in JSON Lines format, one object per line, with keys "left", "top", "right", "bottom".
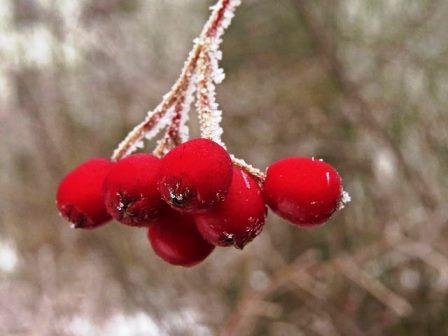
{"left": 56, "top": 158, "right": 113, "bottom": 229}
{"left": 103, "top": 153, "right": 163, "bottom": 227}
{"left": 157, "top": 138, "right": 233, "bottom": 213}
{"left": 263, "top": 157, "right": 343, "bottom": 227}
{"left": 195, "top": 167, "right": 267, "bottom": 249}
{"left": 147, "top": 207, "right": 215, "bottom": 267}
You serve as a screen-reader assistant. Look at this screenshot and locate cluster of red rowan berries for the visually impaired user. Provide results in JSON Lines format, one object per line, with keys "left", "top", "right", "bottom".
{"left": 56, "top": 0, "right": 349, "bottom": 267}
{"left": 56, "top": 138, "right": 345, "bottom": 267}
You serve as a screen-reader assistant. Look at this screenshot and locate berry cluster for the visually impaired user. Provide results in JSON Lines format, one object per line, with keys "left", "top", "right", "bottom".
{"left": 56, "top": 138, "right": 346, "bottom": 267}
{"left": 55, "top": 0, "right": 349, "bottom": 267}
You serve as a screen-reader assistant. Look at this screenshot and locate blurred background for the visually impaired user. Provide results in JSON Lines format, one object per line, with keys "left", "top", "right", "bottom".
{"left": 1, "top": 0, "right": 448, "bottom": 335}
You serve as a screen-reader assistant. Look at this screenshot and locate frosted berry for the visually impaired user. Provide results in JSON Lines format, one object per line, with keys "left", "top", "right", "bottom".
{"left": 147, "top": 207, "right": 215, "bottom": 267}
{"left": 157, "top": 138, "right": 233, "bottom": 213}
{"left": 195, "top": 167, "right": 267, "bottom": 249}
{"left": 103, "top": 153, "right": 163, "bottom": 227}
{"left": 56, "top": 158, "right": 113, "bottom": 229}
{"left": 263, "top": 157, "right": 342, "bottom": 227}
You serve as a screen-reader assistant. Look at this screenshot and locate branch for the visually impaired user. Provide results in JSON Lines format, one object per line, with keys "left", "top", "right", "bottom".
{"left": 336, "top": 258, "right": 412, "bottom": 317}
{"left": 111, "top": 0, "right": 242, "bottom": 161}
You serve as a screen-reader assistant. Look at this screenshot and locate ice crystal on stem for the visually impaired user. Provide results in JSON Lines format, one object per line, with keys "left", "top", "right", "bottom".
{"left": 178, "top": 75, "right": 197, "bottom": 142}
{"left": 196, "top": 48, "right": 225, "bottom": 147}
{"left": 112, "top": 0, "right": 266, "bottom": 182}
{"left": 153, "top": 73, "right": 197, "bottom": 157}
{"left": 338, "top": 190, "right": 352, "bottom": 210}
{"left": 230, "top": 155, "right": 266, "bottom": 181}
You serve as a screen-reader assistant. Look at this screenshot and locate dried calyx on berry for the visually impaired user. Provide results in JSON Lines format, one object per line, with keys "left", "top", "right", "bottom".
{"left": 157, "top": 138, "right": 233, "bottom": 213}
{"left": 103, "top": 153, "right": 163, "bottom": 227}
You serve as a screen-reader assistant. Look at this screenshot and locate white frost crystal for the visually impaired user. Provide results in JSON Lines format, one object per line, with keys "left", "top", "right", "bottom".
{"left": 144, "top": 106, "right": 175, "bottom": 142}
{"left": 338, "top": 190, "right": 351, "bottom": 210}
{"left": 193, "top": 0, "right": 242, "bottom": 147}
{"left": 179, "top": 75, "right": 197, "bottom": 142}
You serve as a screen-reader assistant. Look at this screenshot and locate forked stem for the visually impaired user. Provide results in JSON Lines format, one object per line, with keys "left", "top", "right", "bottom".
{"left": 112, "top": 0, "right": 239, "bottom": 160}
{"left": 111, "top": 0, "right": 266, "bottom": 181}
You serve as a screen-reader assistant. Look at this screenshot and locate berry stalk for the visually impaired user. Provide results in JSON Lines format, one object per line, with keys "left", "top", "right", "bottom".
{"left": 110, "top": 0, "right": 267, "bottom": 183}
{"left": 111, "top": 0, "right": 242, "bottom": 161}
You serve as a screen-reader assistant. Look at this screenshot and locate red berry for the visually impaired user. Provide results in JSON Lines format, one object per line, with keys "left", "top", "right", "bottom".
{"left": 195, "top": 167, "right": 267, "bottom": 249}
{"left": 56, "top": 158, "right": 113, "bottom": 229}
{"left": 147, "top": 207, "right": 215, "bottom": 267}
{"left": 103, "top": 153, "right": 163, "bottom": 227}
{"left": 263, "top": 157, "right": 343, "bottom": 227}
{"left": 157, "top": 138, "right": 233, "bottom": 213}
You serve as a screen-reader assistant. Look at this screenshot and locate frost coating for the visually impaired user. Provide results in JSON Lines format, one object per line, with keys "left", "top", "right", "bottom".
{"left": 111, "top": 0, "right": 243, "bottom": 160}
{"left": 230, "top": 154, "right": 266, "bottom": 181}
{"left": 195, "top": 0, "right": 243, "bottom": 148}
{"left": 179, "top": 74, "right": 197, "bottom": 142}
{"left": 113, "top": 106, "right": 175, "bottom": 159}
{"left": 337, "top": 190, "right": 352, "bottom": 210}
{"left": 144, "top": 106, "right": 175, "bottom": 142}
{"left": 110, "top": 0, "right": 260, "bottom": 179}
{"left": 196, "top": 51, "right": 225, "bottom": 147}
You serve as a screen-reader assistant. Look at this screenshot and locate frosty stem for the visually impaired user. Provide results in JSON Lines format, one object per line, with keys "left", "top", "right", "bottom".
{"left": 111, "top": 42, "right": 201, "bottom": 161}
{"left": 111, "top": 0, "right": 265, "bottom": 181}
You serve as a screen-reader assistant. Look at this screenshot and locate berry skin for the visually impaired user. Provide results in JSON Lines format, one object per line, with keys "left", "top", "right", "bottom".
{"left": 147, "top": 207, "right": 215, "bottom": 267}
{"left": 56, "top": 158, "right": 113, "bottom": 229}
{"left": 157, "top": 138, "right": 233, "bottom": 213}
{"left": 103, "top": 153, "right": 163, "bottom": 227}
{"left": 263, "top": 157, "right": 342, "bottom": 227}
{"left": 195, "top": 167, "right": 267, "bottom": 249}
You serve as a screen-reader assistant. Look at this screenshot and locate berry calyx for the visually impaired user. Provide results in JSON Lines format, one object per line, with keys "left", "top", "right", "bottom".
{"left": 103, "top": 153, "right": 163, "bottom": 227}
{"left": 157, "top": 138, "right": 233, "bottom": 213}
{"left": 263, "top": 157, "right": 343, "bottom": 227}
{"left": 56, "top": 158, "right": 113, "bottom": 229}
{"left": 147, "top": 207, "right": 215, "bottom": 267}
{"left": 195, "top": 167, "right": 267, "bottom": 249}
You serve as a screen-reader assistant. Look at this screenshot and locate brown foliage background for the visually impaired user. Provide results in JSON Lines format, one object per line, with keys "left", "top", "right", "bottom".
{"left": 1, "top": 0, "right": 448, "bottom": 335}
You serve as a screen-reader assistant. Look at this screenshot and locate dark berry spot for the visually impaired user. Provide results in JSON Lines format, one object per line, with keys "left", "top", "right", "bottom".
{"left": 60, "top": 204, "right": 95, "bottom": 229}
{"left": 171, "top": 195, "right": 186, "bottom": 207}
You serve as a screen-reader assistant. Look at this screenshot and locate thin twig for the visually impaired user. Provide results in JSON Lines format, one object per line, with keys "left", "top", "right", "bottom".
{"left": 112, "top": 0, "right": 241, "bottom": 161}
{"left": 335, "top": 258, "right": 412, "bottom": 317}
{"left": 219, "top": 235, "right": 404, "bottom": 335}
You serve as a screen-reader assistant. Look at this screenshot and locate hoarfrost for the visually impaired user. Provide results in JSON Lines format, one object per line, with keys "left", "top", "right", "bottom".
{"left": 143, "top": 106, "right": 175, "bottom": 142}
{"left": 337, "top": 190, "right": 351, "bottom": 210}
{"left": 178, "top": 75, "right": 197, "bottom": 142}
